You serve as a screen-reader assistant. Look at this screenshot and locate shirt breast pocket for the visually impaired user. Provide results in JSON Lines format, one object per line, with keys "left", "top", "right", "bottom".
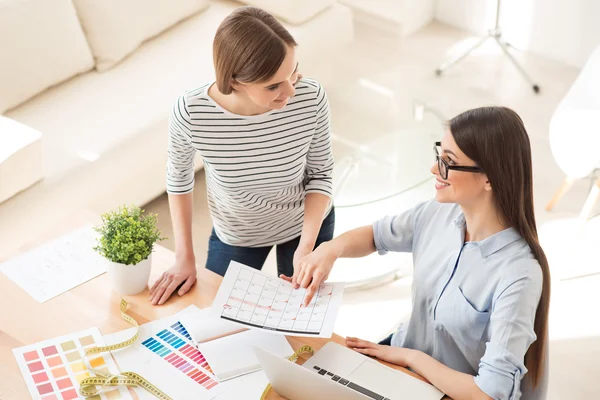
{"left": 437, "top": 286, "right": 490, "bottom": 354}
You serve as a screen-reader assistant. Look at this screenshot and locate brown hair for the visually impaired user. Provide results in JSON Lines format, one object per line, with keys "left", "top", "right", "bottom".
{"left": 449, "top": 106, "right": 550, "bottom": 388}
{"left": 213, "top": 6, "right": 297, "bottom": 95}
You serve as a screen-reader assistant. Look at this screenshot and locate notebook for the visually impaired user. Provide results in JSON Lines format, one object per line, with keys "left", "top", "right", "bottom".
{"left": 197, "top": 329, "right": 294, "bottom": 381}
{"left": 179, "top": 306, "right": 294, "bottom": 381}
{"left": 181, "top": 307, "right": 246, "bottom": 343}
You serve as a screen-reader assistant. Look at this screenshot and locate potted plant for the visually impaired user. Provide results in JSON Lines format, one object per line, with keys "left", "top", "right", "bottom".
{"left": 93, "top": 205, "right": 166, "bottom": 295}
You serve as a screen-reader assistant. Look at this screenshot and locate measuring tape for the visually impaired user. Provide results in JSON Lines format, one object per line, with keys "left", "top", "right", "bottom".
{"left": 78, "top": 299, "right": 172, "bottom": 399}
{"left": 259, "top": 345, "right": 315, "bottom": 400}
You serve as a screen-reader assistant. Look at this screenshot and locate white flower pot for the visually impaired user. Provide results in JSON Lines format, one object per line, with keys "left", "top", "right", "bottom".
{"left": 106, "top": 254, "right": 152, "bottom": 295}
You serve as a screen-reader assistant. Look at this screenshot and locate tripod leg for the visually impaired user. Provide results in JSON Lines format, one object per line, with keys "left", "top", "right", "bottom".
{"left": 435, "top": 36, "right": 489, "bottom": 76}
{"left": 497, "top": 39, "right": 541, "bottom": 93}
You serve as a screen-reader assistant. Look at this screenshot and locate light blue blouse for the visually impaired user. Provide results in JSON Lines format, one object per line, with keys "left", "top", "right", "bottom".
{"left": 372, "top": 200, "right": 547, "bottom": 400}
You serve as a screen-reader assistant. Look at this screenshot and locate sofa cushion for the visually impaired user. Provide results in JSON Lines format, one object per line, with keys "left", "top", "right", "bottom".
{"left": 73, "top": 0, "right": 210, "bottom": 71}
{"left": 235, "top": 0, "right": 336, "bottom": 25}
{"left": 0, "top": 0, "right": 94, "bottom": 114}
{"left": 0, "top": 117, "right": 43, "bottom": 204}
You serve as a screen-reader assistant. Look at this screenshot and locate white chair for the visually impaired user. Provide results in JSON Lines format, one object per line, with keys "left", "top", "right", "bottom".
{"left": 546, "top": 46, "right": 600, "bottom": 221}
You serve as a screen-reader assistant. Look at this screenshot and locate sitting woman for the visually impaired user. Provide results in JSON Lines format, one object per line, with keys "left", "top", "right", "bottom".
{"left": 288, "top": 106, "right": 550, "bottom": 400}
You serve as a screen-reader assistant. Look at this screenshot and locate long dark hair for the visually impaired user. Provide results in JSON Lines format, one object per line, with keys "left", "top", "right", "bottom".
{"left": 449, "top": 106, "right": 550, "bottom": 387}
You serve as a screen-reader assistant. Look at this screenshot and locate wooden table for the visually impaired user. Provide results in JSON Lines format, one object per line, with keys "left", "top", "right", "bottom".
{"left": 0, "top": 213, "right": 432, "bottom": 399}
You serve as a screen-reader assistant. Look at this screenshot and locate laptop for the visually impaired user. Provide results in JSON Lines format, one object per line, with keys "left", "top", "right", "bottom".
{"left": 254, "top": 342, "right": 445, "bottom": 400}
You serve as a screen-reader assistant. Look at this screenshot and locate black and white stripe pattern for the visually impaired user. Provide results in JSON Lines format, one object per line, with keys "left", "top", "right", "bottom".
{"left": 167, "top": 78, "right": 333, "bottom": 247}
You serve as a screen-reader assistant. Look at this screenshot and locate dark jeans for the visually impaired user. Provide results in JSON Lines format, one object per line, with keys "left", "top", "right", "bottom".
{"left": 206, "top": 208, "right": 335, "bottom": 277}
{"left": 379, "top": 334, "right": 393, "bottom": 346}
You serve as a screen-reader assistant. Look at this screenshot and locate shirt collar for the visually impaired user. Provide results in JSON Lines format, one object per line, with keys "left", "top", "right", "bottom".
{"left": 453, "top": 213, "right": 466, "bottom": 228}
{"left": 476, "top": 227, "right": 522, "bottom": 257}
{"left": 453, "top": 213, "right": 522, "bottom": 257}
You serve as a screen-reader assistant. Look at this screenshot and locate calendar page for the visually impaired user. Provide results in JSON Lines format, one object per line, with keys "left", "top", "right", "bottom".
{"left": 211, "top": 262, "right": 344, "bottom": 338}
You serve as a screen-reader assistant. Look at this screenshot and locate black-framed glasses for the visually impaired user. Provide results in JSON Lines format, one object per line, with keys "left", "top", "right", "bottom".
{"left": 434, "top": 141, "right": 484, "bottom": 180}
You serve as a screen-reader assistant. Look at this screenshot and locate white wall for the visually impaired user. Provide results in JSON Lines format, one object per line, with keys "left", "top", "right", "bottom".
{"left": 435, "top": 0, "right": 600, "bottom": 68}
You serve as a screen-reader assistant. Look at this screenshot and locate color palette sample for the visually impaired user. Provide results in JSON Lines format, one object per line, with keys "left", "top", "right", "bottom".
{"left": 13, "top": 328, "right": 132, "bottom": 400}
{"left": 141, "top": 320, "right": 218, "bottom": 390}
{"left": 170, "top": 321, "right": 192, "bottom": 340}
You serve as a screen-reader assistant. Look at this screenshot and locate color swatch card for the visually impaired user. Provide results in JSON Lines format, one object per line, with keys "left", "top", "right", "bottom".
{"left": 141, "top": 320, "right": 218, "bottom": 385}
{"left": 211, "top": 261, "right": 345, "bottom": 338}
{"left": 106, "top": 305, "right": 224, "bottom": 400}
{"left": 0, "top": 226, "right": 108, "bottom": 302}
{"left": 13, "top": 327, "right": 132, "bottom": 400}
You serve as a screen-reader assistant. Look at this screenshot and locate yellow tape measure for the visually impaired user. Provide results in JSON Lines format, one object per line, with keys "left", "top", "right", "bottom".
{"left": 259, "top": 345, "right": 315, "bottom": 400}
{"left": 78, "top": 299, "right": 171, "bottom": 399}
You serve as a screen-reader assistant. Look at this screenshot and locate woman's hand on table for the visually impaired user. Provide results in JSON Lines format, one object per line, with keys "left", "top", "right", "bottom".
{"left": 149, "top": 256, "right": 197, "bottom": 305}
{"left": 346, "top": 337, "right": 416, "bottom": 368}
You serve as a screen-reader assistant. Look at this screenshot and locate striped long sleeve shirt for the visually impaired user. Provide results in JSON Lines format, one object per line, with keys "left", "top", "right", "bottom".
{"left": 166, "top": 78, "right": 333, "bottom": 247}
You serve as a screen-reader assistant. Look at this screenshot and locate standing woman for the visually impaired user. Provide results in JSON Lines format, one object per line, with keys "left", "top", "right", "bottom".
{"left": 291, "top": 107, "right": 550, "bottom": 399}
{"left": 149, "top": 6, "right": 334, "bottom": 305}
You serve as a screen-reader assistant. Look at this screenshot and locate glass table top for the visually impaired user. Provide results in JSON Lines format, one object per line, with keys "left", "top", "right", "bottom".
{"left": 332, "top": 116, "right": 443, "bottom": 208}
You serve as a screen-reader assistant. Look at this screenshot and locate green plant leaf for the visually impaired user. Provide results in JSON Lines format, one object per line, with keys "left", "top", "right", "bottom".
{"left": 93, "top": 205, "right": 166, "bottom": 265}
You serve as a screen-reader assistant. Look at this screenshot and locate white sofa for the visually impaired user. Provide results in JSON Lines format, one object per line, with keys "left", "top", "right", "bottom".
{"left": 0, "top": 0, "right": 353, "bottom": 255}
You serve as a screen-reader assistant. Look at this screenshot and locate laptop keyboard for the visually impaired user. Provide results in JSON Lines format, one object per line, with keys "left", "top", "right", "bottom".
{"left": 312, "top": 365, "right": 391, "bottom": 400}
